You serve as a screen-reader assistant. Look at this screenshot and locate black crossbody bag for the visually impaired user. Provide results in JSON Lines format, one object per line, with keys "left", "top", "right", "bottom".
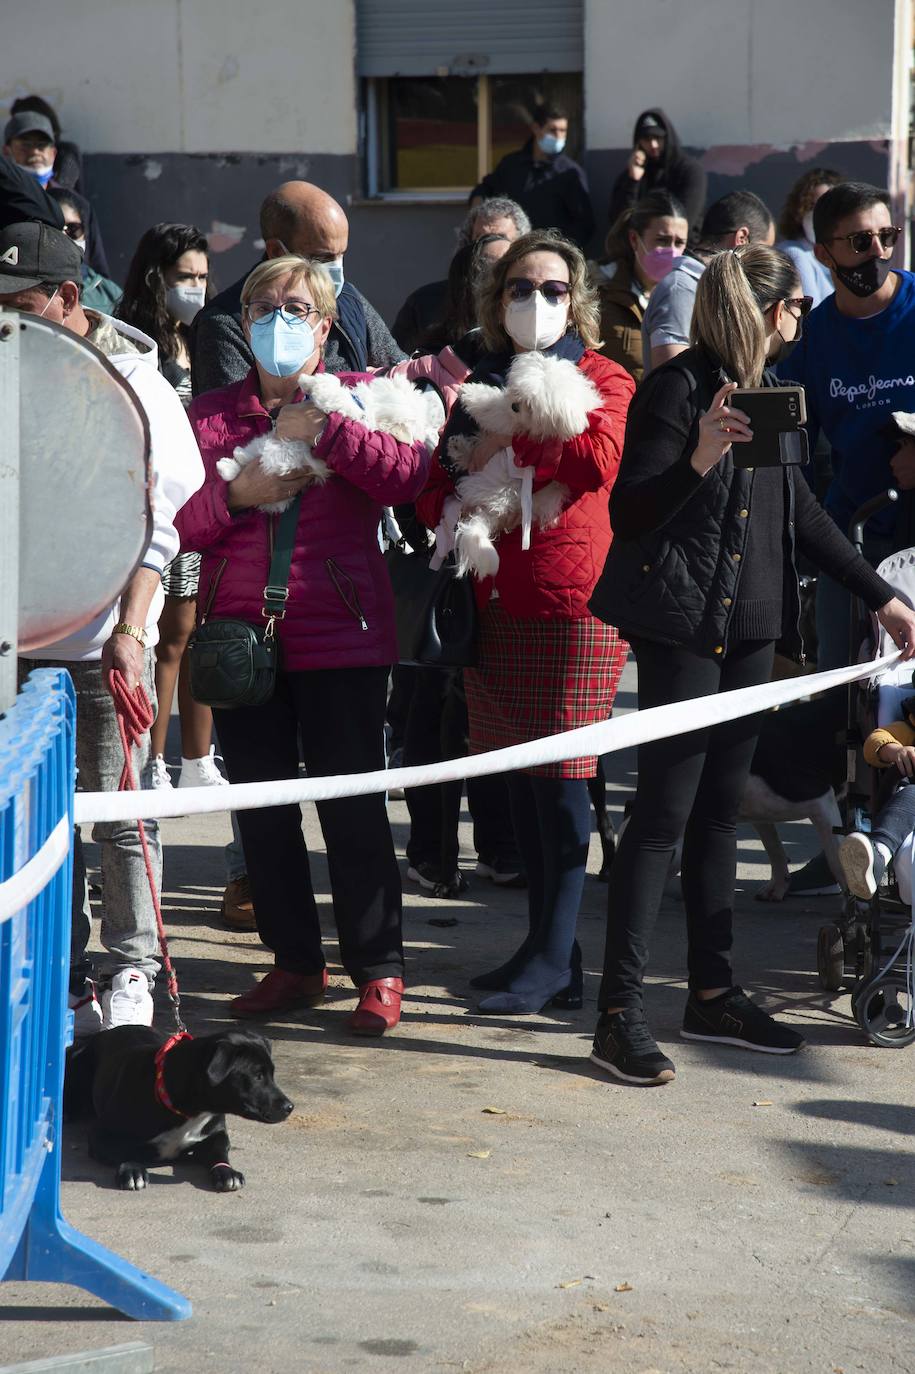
{"left": 187, "top": 496, "right": 301, "bottom": 709}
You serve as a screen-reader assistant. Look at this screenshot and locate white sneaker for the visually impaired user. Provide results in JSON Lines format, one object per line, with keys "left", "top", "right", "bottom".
{"left": 101, "top": 969, "right": 155, "bottom": 1029}
{"left": 68, "top": 977, "right": 103, "bottom": 1037}
{"left": 150, "top": 754, "right": 174, "bottom": 790}
{"left": 178, "top": 746, "right": 228, "bottom": 788}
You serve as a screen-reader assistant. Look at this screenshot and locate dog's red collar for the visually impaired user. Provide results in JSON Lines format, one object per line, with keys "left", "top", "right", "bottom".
{"left": 153, "top": 1031, "right": 193, "bottom": 1118}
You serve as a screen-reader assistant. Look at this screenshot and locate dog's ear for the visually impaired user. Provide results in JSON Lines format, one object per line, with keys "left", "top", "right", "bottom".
{"left": 206, "top": 1042, "right": 236, "bottom": 1086}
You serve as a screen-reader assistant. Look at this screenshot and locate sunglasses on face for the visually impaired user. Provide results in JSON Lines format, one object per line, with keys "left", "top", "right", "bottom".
{"left": 827, "top": 226, "right": 901, "bottom": 254}
{"left": 63, "top": 222, "right": 85, "bottom": 240}
{"left": 784, "top": 295, "right": 814, "bottom": 317}
{"left": 504, "top": 277, "right": 571, "bottom": 305}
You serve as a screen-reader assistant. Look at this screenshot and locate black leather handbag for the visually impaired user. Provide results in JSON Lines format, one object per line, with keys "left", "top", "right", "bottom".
{"left": 384, "top": 542, "right": 479, "bottom": 668}
{"left": 187, "top": 496, "right": 301, "bottom": 709}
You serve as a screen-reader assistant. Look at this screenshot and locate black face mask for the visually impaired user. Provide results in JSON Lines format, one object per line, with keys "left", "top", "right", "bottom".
{"left": 827, "top": 251, "right": 892, "bottom": 299}
{"left": 771, "top": 310, "right": 803, "bottom": 365}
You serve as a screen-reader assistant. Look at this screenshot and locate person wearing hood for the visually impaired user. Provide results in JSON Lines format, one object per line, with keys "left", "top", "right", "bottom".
{"left": 590, "top": 190, "right": 688, "bottom": 382}
{"left": 2, "top": 220, "right": 204, "bottom": 1036}
{"left": 469, "top": 102, "right": 595, "bottom": 250}
{"left": 608, "top": 109, "right": 707, "bottom": 239}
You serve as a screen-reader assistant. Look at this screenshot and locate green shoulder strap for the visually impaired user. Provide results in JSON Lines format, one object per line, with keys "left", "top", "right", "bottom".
{"left": 261, "top": 494, "right": 302, "bottom": 624}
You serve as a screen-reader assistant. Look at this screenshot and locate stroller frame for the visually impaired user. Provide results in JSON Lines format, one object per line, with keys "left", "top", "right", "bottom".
{"left": 816, "top": 488, "right": 915, "bottom": 1047}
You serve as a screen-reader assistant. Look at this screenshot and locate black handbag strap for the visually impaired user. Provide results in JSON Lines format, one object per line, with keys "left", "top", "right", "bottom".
{"left": 261, "top": 495, "right": 302, "bottom": 627}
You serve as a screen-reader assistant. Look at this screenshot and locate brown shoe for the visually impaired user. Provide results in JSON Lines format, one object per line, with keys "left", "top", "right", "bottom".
{"left": 221, "top": 875, "right": 257, "bottom": 931}
{"left": 230, "top": 967, "right": 328, "bottom": 1019}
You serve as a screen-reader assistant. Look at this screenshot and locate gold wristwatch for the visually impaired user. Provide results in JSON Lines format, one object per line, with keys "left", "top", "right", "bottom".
{"left": 111, "top": 621, "right": 147, "bottom": 646}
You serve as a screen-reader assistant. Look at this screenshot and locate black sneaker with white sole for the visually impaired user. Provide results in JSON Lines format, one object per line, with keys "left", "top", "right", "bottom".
{"left": 838, "top": 831, "right": 886, "bottom": 900}
{"left": 681, "top": 986, "right": 803, "bottom": 1054}
{"left": 590, "top": 1008, "right": 676, "bottom": 1085}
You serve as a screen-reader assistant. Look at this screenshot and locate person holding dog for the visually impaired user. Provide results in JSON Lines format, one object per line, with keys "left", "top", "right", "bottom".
{"left": 587, "top": 243, "right": 915, "bottom": 1085}
{"left": 178, "top": 256, "right": 431, "bottom": 1036}
{"left": 417, "top": 229, "right": 635, "bottom": 1015}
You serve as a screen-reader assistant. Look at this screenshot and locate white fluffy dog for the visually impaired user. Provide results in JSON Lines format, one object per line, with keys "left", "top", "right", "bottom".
{"left": 216, "top": 372, "right": 443, "bottom": 513}
{"left": 441, "top": 351, "right": 602, "bottom": 578}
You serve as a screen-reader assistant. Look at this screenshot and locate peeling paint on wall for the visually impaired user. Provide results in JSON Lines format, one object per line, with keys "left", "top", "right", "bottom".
{"left": 208, "top": 220, "right": 247, "bottom": 253}
{"left": 142, "top": 159, "right": 162, "bottom": 181}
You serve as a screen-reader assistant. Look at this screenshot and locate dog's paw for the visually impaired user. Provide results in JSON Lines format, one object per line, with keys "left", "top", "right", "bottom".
{"left": 216, "top": 458, "right": 241, "bottom": 482}
{"left": 211, "top": 1164, "right": 245, "bottom": 1192}
{"left": 116, "top": 1163, "right": 149, "bottom": 1191}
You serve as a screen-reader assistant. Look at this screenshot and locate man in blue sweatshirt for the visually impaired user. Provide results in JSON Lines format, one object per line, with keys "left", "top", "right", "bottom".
{"left": 778, "top": 181, "right": 915, "bottom": 669}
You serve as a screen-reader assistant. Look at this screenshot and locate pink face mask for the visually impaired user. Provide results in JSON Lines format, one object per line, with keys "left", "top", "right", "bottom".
{"left": 637, "top": 241, "right": 683, "bottom": 283}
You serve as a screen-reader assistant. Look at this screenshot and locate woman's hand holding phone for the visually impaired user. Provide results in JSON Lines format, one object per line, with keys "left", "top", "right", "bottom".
{"left": 691, "top": 382, "right": 753, "bottom": 476}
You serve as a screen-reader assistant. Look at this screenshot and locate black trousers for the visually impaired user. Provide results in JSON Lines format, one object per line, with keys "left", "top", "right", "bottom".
{"left": 403, "top": 667, "right": 519, "bottom": 873}
{"left": 599, "top": 637, "right": 775, "bottom": 1009}
{"left": 214, "top": 666, "right": 403, "bottom": 985}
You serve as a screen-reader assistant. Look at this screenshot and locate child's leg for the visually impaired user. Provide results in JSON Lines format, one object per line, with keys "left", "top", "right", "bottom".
{"left": 893, "top": 833, "right": 915, "bottom": 907}
{"left": 870, "top": 779, "right": 915, "bottom": 857}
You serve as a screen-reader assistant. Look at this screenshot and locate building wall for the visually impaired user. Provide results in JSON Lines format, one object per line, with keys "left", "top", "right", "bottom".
{"left": 2, "top": 0, "right": 910, "bottom": 328}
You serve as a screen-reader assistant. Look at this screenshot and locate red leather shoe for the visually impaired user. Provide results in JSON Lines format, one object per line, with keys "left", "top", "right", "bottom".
{"left": 230, "top": 967, "right": 327, "bottom": 1019}
{"left": 348, "top": 977, "right": 404, "bottom": 1035}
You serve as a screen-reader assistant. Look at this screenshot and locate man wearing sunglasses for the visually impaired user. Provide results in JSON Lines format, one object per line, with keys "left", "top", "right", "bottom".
{"left": 776, "top": 181, "right": 915, "bottom": 671}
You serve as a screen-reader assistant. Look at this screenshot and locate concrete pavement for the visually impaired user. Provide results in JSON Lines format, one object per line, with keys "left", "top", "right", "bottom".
{"left": 2, "top": 664, "right": 913, "bottom": 1372}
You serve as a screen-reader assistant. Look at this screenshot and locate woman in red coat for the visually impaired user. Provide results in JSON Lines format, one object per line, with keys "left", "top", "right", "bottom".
{"left": 417, "top": 230, "right": 635, "bottom": 1013}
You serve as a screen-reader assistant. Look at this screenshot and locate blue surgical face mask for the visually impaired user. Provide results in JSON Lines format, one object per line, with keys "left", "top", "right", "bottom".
{"left": 323, "top": 257, "right": 345, "bottom": 297}
{"left": 249, "top": 310, "right": 317, "bottom": 377}
{"left": 538, "top": 133, "right": 566, "bottom": 157}
{"left": 27, "top": 162, "right": 55, "bottom": 187}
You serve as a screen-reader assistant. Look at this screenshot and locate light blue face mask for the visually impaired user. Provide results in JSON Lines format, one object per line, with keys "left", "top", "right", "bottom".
{"left": 538, "top": 133, "right": 566, "bottom": 157}
{"left": 249, "top": 310, "right": 317, "bottom": 377}
{"left": 323, "top": 257, "right": 345, "bottom": 298}
{"left": 27, "top": 163, "right": 55, "bottom": 187}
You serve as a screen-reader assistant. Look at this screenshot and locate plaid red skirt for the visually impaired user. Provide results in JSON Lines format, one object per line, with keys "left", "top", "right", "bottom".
{"left": 464, "top": 604, "right": 629, "bottom": 779}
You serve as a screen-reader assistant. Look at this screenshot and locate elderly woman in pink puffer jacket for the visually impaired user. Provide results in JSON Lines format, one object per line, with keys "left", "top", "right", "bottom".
{"left": 178, "top": 256, "right": 431, "bottom": 1037}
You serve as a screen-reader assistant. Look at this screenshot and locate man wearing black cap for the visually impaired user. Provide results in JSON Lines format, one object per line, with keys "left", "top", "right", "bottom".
{"left": 608, "top": 108, "right": 707, "bottom": 237}
{"left": 2, "top": 219, "right": 203, "bottom": 1035}
{"left": 469, "top": 102, "right": 595, "bottom": 249}
{"left": 2, "top": 111, "right": 110, "bottom": 275}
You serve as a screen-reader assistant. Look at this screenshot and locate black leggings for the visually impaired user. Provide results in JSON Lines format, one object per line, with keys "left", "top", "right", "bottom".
{"left": 599, "top": 638, "right": 775, "bottom": 1010}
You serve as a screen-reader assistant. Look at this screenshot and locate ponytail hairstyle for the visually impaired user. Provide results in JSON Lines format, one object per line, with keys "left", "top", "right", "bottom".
{"left": 690, "top": 244, "right": 798, "bottom": 386}
{"left": 602, "top": 189, "right": 687, "bottom": 269}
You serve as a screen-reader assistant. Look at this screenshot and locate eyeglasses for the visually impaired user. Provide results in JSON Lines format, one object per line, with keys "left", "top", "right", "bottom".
{"left": 245, "top": 299, "right": 319, "bottom": 324}
{"left": 504, "top": 277, "right": 571, "bottom": 305}
{"left": 784, "top": 295, "right": 814, "bottom": 317}
{"left": 826, "top": 227, "right": 901, "bottom": 254}
{"left": 63, "top": 222, "right": 85, "bottom": 240}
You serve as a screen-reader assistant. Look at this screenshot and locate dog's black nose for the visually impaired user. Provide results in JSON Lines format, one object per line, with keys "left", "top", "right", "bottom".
{"left": 280, "top": 1097, "right": 294, "bottom": 1116}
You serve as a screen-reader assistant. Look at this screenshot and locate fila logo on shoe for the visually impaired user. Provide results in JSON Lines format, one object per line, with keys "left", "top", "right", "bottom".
{"left": 0, "top": 246, "right": 19, "bottom": 265}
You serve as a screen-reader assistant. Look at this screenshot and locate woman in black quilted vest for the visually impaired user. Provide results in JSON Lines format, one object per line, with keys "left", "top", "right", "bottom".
{"left": 587, "top": 243, "right": 915, "bottom": 1085}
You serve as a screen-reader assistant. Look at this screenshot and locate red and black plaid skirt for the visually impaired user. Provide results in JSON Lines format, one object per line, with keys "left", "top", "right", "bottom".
{"left": 464, "top": 604, "right": 629, "bottom": 779}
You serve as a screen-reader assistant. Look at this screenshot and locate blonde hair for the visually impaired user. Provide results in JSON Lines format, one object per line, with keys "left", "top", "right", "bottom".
{"left": 690, "top": 244, "right": 798, "bottom": 386}
{"left": 477, "top": 230, "right": 602, "bottom": 352}
{"left": 240, "top": 255, "right": 337, "bottom": 322}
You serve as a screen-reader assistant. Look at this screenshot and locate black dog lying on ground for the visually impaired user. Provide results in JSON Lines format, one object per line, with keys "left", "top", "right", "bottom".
{"left": 65, "top": 1026, "right": 293, "bottom": 1192}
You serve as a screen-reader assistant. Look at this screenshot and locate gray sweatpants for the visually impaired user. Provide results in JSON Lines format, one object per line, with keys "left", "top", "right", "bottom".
{"left": 19, "top": 652, "right": 161, "bottom": 987}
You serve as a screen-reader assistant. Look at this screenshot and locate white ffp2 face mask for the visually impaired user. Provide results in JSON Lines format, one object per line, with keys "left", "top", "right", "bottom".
{"left": 504, "top": 293, "right": 569, "bottom": 351}
{"left": 166, "top": 284, "right": 206, "bottom": 326}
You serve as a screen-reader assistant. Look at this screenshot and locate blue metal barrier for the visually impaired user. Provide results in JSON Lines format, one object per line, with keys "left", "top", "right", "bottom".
{"left": 0, "top": 670, "right": 190, "bottom": 1321}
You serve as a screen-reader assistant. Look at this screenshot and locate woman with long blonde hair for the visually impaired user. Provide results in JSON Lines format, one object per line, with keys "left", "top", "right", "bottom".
{"left": 588, "top": 243, "right": 915, "bottom": 1084}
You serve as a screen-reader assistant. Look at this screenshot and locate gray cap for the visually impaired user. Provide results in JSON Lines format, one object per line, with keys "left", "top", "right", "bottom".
{"left": 4, "top": 111, "right": 55, "bottom": 144}
{"left": 0, "top": 221, "right": 82, "bottom": 294}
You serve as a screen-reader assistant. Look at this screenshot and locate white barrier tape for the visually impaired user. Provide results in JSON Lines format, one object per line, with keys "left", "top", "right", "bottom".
{"left": 73, "top": 650, "right": 901, "bottom": 826}
{"left": 0, "top": 816, "right": 70, "bottom": 924}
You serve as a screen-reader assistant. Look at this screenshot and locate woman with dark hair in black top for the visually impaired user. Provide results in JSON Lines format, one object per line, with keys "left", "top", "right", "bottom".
{"left": 587, "top": 244, "right": 915, "bottom": 1086}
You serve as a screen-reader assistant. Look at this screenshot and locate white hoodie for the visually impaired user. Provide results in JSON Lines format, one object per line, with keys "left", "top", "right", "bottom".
{"left": 37, "top": 312, "right": 204, "bottom": 661}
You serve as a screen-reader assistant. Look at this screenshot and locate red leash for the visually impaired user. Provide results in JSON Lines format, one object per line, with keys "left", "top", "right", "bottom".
{"left": 107, "top": 668, "right": 185, "bottom": 1034}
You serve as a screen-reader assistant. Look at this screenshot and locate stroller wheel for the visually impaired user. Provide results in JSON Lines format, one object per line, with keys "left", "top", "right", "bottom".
{"left": 853, "top": 976, "right": 915, "bottom": 1048}
{"left": 817, "top": 924, "right": 845, "bottom": 991}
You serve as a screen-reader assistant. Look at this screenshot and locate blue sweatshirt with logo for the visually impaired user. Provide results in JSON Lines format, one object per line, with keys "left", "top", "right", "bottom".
{"left": 777, "top": 270, "right": 915, "bottom": 537}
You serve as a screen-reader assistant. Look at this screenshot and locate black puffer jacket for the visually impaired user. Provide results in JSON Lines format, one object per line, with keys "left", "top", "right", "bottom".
{"left": 589, "top": 346, "right": 893, "bottom": 659}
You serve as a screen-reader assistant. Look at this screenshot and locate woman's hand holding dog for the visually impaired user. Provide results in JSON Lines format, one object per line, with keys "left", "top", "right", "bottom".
{"left": 275, "top": 402, "right": 327, "bottom": 445}
{"left": 466, "top": 432, "right": 515, "bottom": 473}
{"left": 226, "top": 458, "right": 315, "bottom": 512}
{"left": 691, "top": 382, "right": 752, "bottom": 476}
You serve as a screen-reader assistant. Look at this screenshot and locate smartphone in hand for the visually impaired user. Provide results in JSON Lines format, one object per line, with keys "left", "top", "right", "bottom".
{"left": 730, "top": 386, "right": 808, "bottom": 468}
